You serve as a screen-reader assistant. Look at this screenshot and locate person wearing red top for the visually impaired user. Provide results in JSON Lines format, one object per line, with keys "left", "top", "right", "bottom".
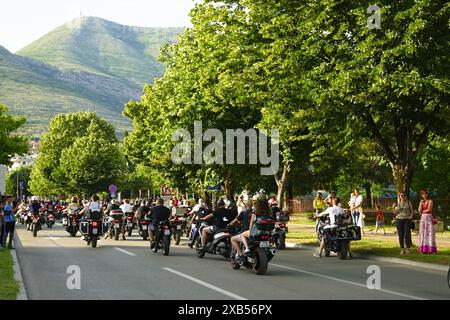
{"left": 373, "top": 205, "right": 386, "bottom": 235}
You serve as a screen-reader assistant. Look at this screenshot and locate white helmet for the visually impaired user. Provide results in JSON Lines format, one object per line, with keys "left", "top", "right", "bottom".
{"left": 31, "top": 196, "right": 39, "bottom": 201}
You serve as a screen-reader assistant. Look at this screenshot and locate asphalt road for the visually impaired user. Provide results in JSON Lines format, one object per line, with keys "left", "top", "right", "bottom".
{"left": 14, "top": 223, "right": 450, "bottom": 300}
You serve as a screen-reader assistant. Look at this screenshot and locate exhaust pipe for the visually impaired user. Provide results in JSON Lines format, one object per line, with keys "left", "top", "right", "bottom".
{"left": 270, "top": 249, "right": 276, "bottom": 255}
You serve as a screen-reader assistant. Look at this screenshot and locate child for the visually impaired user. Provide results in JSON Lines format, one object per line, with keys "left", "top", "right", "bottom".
{"left": 374, "top": 204, "right": 386, "bottom": 235}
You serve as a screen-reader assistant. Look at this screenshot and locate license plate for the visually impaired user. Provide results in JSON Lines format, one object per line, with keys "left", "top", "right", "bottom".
{"left": 33, "top": 219, "right": 37, "bottom": 223}
{"left": 92, "top": 228, "right": 98, "bottom": 235}
{"left": 260, "top": 241, "right": 269, "bottom": 248}
{"left": 164, "top": 230, "right": 171, "bottom": 235}
{"left": 114, "top": 223, "right": 120, "bottom": 228}
{"left": 176, "top": 225, "right": 181, "bottom": 230}
{"left": 142, "top": 225, "right": 148, "bottom": 230}
{"left": 127, "top": 223, "right": 133, "bottom": 227}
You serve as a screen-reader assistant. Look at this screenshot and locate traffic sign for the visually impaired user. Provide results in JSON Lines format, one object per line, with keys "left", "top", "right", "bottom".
{"left": 160, "top": 185, "right": 173, "bottom": 196}
{"left": 109, "top": 184, "right": 117, "bottom": 193}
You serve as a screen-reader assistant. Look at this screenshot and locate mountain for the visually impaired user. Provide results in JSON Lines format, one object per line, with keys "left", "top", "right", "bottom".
{"left": 0, "top": 17, "right": 183, "bottom": 136}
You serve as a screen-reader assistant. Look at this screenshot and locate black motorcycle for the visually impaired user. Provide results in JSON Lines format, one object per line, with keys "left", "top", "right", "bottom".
{"left": 171, "top": 215, "right": 184, "bottom": 245}
{"left": 80, "top": 211, "right": 106, "bottom": 248}
{"left": 30, "top": 213, "right": 43, "bottom": 237}
{"left": 108, "top": 210, "right": 125, "bottom": 240}
{"left": 316, "top": 211, "right": 361, "bottom": 259}
{"left": 195, "top": 225, "right": 237, "bottom": 259}
{"left": 123, "top": 212, "right": 135, "bottom": 237}
{"left": 65, "top": 210, "right": 81, "bottom": 237}
{"left": 230, "top": 216, "right": 276, "bottom": 275}
{"left": 151, "top": 220, "right": 171, "bottom": 256}
{"left": 138, "top": 214, "right": 152, "bottom": 240}
{"left": 271, "top": 212, "right": 289, "bottom": 250}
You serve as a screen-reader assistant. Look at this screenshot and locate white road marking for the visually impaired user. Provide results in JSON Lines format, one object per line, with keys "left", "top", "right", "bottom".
{"left": 163, "top": 267, "right": 247, "bottom": 300}
{"left": 269, "top": 263, "right": 426, "bottom": 300}
{"left": 114, "top": 247, "right": 136, "bottom": 256}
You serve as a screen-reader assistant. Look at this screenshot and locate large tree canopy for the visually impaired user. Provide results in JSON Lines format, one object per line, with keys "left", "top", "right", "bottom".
{"left": 29, "top": 112, "right": 126, "bottom": 196}
{"left": 0, "top": 104, "right": 28, "bottom": 166}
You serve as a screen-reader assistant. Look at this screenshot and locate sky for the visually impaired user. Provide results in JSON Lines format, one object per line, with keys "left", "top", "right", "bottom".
{"left": 0, "top": 0, "right": 198, "bottom": 52}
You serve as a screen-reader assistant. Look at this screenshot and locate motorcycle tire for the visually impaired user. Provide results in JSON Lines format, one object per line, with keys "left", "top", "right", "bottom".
{"left": 325, "top": 249, "right": 331, "bottom": 257}
{"left": 33, "top": 224, "right": 38, "bottom": 237}
{"left": 230, "top": 249, "right": 241, "bottom": 270}
{"left": 252, "top": 247, "right": 268, "bottom": 275}
{"left": 339, "top": 240, "right": 349, "bottom": 260}
{"left": 175, "top": 231, "right": 181, "bottom": 245}
{"left": 115, "top": 228, "right": 120, "bottom": 241}
{"left": 275, "top": 236, "right": 285, "bottom": 250}
{"left": 163, "top": 236, "right": 170, "bottom": 256}
{"left": 71, "top": 229, "right": 77, "bottom": 237}
{"left": 128, "top": 228, "right": 132, "bottom": 237}
{"left": 142, "top": 230, "right": 148, "bottom": 241}
{"left": 91, "top": 237, "right": 97, "bottom": 248}
{"left": 195, "top": 239, "right": 205, "bottom": 258}
{"left": 185, "top": 226, "right": 190, "bottom": 238}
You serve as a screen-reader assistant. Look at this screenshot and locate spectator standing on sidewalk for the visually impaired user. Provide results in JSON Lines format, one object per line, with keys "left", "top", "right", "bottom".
{"left": 353, "top": 189, "right": 365, "bottom": 236}
{"left": 313, "top": 192, "right": 325, "bottom": 234}
{"left": 374, "top": 204, "right": 386, "bottom": 235}
{"left": 393, "top": 192, "right": 414, "bottom": 255}
{"left": 418, "top": 189, "right": 437, "bottom": 254}
{"left": 2, "top": 197, "right": 17, "bottom": 249}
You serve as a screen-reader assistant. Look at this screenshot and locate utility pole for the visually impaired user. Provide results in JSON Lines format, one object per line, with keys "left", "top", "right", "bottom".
{"left": 16, "top": 172, "right": 19, "bottom": 198}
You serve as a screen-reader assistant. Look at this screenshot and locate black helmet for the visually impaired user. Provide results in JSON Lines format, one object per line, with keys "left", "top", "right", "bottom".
{"left": 217, "top": 199, "right": 225, "bottom": 207}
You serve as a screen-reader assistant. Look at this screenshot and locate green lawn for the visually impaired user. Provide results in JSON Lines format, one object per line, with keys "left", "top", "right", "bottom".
{"left": 286, "top": 230, "right": 450, "bottom": 265}
{"left": 0, "top": 249, "right": 19, "bottom": 300}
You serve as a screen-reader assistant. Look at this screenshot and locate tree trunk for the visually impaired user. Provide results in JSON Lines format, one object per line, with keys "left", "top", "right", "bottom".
{"left": 391, "top": 161, "right": 413, "bottom": 197}
{"left": 203, "top": 191, "right": 212, "bottom": 209}
{"left": 275, "top": 163, "right": 290, "bottom": 211}
{"left": 363, "top": 182, "right": 372, "bottom": 208}
{"left": 223, "top": 170, "right": 235, "bottom": 208}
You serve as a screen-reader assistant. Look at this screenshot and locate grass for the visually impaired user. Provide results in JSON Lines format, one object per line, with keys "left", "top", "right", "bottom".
{"left": 0, "top": 248, "right": 19, "bottom": 300}
{"left": 286, "top": 229, "right": 450, "bottom": 265}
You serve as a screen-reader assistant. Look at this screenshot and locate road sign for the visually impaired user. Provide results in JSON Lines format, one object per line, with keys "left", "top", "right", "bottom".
{"left": 206, "top": 184, "right": 221, "bottom": 191}
{"left": 109, "top": 184, "right": 117, "bottom": 193}
{"left": 160, "top": 185, "right": 173, "bottom": 196}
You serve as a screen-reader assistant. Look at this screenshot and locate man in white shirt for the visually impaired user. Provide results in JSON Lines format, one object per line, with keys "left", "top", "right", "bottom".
{"left": 313, "top": 197, "right": 344, "bottom": 258}
{"left": 120, "top": 199, "right": 134, "bottom": 213}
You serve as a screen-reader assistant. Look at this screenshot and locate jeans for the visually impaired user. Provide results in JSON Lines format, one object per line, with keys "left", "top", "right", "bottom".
{"left": 396, "top": 219, "right": 412, "bottom": 249}
{"left": 2, "top": 221, "right": 15, "bottom": 248}
{"left": 352, "top": 211, "right": 360, "bottom": 226}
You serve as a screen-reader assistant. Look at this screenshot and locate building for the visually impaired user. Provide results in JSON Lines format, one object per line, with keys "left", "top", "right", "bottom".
{"left": 0, "top": 165, "right": 7, "bottom": 195}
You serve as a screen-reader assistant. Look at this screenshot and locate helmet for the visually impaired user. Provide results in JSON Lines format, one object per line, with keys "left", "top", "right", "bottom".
{"left": 111, "top": 199, "right": 118, "bottom": 205}
{"left": 217, "top": 199, "right": 225, "bottom": 207}
{"left": 31, "top": 196, "right": 38, "bottom": 201}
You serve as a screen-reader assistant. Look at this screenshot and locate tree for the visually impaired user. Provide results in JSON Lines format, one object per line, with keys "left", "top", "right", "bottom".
{"left": 6, "top": 166, "right": 32, "bottom": 198}
{"left": 301, "top": 0, "right": 450, "bottom": 195}
{"left": 0, "top": 104, "right": 28, "bottom": 165}
{"left": 29, "top": 112, "right": 126, "bottom": 196}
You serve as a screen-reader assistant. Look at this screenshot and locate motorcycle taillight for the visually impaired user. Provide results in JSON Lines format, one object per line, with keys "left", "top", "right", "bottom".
{"left": 260, "top": 235, "right": 269, "bottom": 241}
{"left": 92, "top": 221, "right": 98, "bottom": 227}
{"left": 164, "top": 225, "right": 169, "bottom": 229}
{"left": 114, "top": 219, "right": 119, "bottom": 223}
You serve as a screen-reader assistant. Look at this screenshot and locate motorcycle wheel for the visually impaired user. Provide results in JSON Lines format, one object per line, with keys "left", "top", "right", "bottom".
{"left": 115, "top": 228, "right": 120, "bottom": 241}
{"left": 71, "top": 229, "right": 77, "bottom": 237}
{"left": 276, "top": 235, "right": 285, "bottom": 250}
{"left": 230, "top": 249, "right": 241, "bottom": 270}
{"left": 175, "top": 231, "right": 181, "bottom": 245}
{"left": 339, "top": 240, "right": 349, "bottom": 260}
{"left": 127, "top": 228, "right": 132, "bottom": 237}
{"left": 325, "top": 249, "right": 331, "bottom": 257}
{"left": 91, "top": 237, "right": 97, "bottom": 248}
{"left": 163, "top": 236, "right": 170, "bottom": 256}
{"left": 195, "top": 239, "right": 205, "bottom": 258}
{"left": 185, "top": 226, "right": 190, "bottom": 238}
{"left": 33, "top": 224, "right": 38, "bottom": 237}
{"left": 142, "top": 230, "right": 148, "bottom": 241}
{"left": 252, "top": 247, "right": 268, "bottom": 275}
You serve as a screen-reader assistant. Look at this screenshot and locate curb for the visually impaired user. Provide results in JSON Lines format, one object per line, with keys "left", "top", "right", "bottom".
{"left": 11, "top": 230, "right": 28, "bottom": 300}
{"left": 285, "top": 241, "right": 449, "bottom": 272}
{"left": 11, "top": 249, "right": 28, "bottom": 300}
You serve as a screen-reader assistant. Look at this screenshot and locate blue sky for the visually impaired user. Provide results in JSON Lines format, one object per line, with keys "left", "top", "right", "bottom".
{"left": 0, "top": 0, "right": 198, "bottom": 52}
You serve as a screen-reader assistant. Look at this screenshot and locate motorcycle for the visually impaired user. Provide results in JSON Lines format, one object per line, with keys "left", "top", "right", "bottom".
{"left": 194, "top": 223, "right": 237, "bottom": 260}
{"left": 271, "top": 212, "right": 289, "bottom": 250}
{"left": 230, "top": 216, "right": 276, "bottom": 275}
{"left": 46, "top": 212, "right": 56, "bottom": 228}
{"left": 65, "top": 209, "right": 81, "bottom": 237}
{"left": 80, "top": 211, "right": 106, "bottom": 248}
{"left": 151, "top": 220, "right": 171, "bottom": 256}
{"left": 124, "top": 212, "right": 135, "bottom": 237}
{"left": 182, "top": 208, "right": 192, "bottom": 238}
{"left": 316, "top": 211, "right": 361, "bottom": 259}
{"left": 138, "top": 214, "right": 152, "bottom": 240}
{"left": 107, "top": 210, "right": 125, "bottom": 241}
{"left": 171, "top": 215, "right": 184, "bottom": 245}
{"left": 31, "top": 213, "right": 42, "bottom": 237}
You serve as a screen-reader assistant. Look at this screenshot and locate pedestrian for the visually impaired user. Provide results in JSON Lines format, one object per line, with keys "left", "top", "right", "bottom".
{"left": 418, "top": 189, "right": 437, "bottom": 254}
{"left": 2, "top": 197, "right": 17, "bottom": 249}
{"left": 313, "top": 192, "right": 325, "bottom": 234}
{"left": 237, "top": 195, "right": 246, "bottom": 214}
{"left": 352, "top": 189, "right": 365, "bottom": 236}
{"left": 393, "top": 192, "right": 414, "bottom": 255}
{"left": 373, "top": 204, "right": 386, "bottom": 235}
{"left": 0, "top": 199, "right": 5, "bottom": 248}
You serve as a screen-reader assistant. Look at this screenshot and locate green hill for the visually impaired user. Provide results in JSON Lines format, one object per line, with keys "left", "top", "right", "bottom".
{"left": 0, "top": 17, "right": 183, "bottom": 137}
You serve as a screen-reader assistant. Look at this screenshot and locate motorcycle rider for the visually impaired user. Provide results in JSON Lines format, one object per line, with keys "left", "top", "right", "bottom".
{"left": 187, "top": 199, "right": 212, "bottom": 248}
{"left": 28, "top": 196, "right": 42, "bottom": 230}
{"left": 200, "top": 199, "right": 236, "bottom": 249}
{"left": 313, "top": 197, "right": 344, "bottom": 258}
{"left": 149, "top": 198, "right": 171, "bottom": 250}
{"left": 228, "top": 199, "right": 253, "bottom": 259}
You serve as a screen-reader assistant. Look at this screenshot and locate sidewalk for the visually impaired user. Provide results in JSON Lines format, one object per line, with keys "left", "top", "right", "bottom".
{"left": 286, "top": 222, "right": 450, "bottom": 271}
